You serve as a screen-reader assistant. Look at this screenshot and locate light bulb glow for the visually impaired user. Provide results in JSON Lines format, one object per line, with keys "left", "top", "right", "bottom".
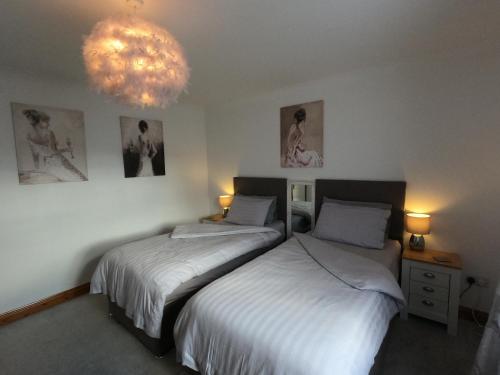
{"left": 83, "top": 14, "right": 189, "bottom": 108}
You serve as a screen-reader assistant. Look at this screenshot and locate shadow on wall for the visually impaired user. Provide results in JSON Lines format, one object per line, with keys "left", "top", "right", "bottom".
{"left": 77, "top": 224, "right": 176, "bottom": 284}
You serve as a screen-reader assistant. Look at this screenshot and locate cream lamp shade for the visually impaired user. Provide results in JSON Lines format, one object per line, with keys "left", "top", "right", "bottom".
{"left": 82, "top": 13, "right": 189, "bottom": 108}
{"left": 219, "top": 195, "right": 234, "bottom": 209}
{"left": 406, "top": 213, "right": 431, "bottom": 235}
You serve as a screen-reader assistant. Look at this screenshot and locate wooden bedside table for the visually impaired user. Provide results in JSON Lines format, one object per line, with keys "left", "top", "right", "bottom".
{"left": 200, "top": 214, "right": 225, "bottom": 224}
{"left": 400, "top": 248, "right": 462, "bottom": 335}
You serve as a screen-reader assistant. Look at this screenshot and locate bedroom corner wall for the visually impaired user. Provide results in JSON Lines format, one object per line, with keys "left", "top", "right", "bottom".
{"left": 0, "top": 69, "right": 210, "bottom": 314}
{"left": 205, "top": 53, "right": 500, "bottom": 312}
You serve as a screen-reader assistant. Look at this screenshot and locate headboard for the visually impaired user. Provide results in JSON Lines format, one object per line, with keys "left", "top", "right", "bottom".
{"left": 233, "top": 177, "right": 288, "bottom": 232}
{"left": 315, "top": 179, "right": 406, "bottom": 243}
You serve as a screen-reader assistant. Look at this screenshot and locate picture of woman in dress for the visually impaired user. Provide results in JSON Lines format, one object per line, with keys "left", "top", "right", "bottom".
{"left": 120, "top": 116, "right": 165, "bottom": 178}
{"left": 136, "top": 120, "right": 157, "bottom": 177}
{"left": 281, "top": 101, "right": 324, "bottom": 168}
{"left": 11, "top": 103, "right": 88, "bottom": 185}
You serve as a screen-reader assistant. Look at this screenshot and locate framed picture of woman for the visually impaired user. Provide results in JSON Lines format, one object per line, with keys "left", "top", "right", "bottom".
{"left": 120, "top": 116, "right": 165, "bottom": 178}
{"left": 280, "top": 100, "right": 324, "bottom": 168}
{"left": 11, "top": 102, "right": 88, "bottom": 185}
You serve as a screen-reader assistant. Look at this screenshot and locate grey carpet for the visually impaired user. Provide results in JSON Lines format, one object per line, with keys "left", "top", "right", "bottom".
{"left": 0, "top": 295, "right": 483, "bottom": 375}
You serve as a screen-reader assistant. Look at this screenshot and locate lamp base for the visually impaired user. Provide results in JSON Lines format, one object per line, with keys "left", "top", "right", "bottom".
{"left": 409, "top": 234, "right": 425, "bottom": 251}
{"left": 222, "top": 207, "right": 229, "bottom": 217}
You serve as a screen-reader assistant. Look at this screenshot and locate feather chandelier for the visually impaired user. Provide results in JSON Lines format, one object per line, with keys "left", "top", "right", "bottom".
{"left": 82, "top": 3, "right": 189, "bottom": 108}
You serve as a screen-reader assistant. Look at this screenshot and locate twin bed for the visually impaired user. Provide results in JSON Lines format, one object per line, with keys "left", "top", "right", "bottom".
{"left": 91, "top": 177, "right": 407, "bottom": 375}
{"left": 91, "top": 177, "right": 287, "bottom": 355}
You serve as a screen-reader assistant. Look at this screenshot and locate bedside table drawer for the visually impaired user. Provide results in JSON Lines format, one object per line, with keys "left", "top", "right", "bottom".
{"left": 410, "top": 280, "right": 449, "bottom": 302}
{"left": 410, "top": 267, "right": 450, "bottom": 288}
{"left": 409, "top": 294, "right": 448, "bottom": 317}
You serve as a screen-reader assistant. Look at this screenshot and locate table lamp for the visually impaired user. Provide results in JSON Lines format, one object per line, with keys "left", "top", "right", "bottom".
{"left": 218, "top": 195, "right": 233, "bottom": 217}
{"left": 406, "top": 213, "right": 431, "bottom": 250}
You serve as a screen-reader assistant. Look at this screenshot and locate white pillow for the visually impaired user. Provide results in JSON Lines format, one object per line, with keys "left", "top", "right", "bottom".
{"left": 312, "top": 202, "right": 391, "bottom": 249}
{"left": 225, "top": 196, "right": 273, "bottom": 226}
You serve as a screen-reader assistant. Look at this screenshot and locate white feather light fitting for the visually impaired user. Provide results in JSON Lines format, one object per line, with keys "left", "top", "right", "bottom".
{"left": 83, "top": 14, "right": 189, "bottom": 108}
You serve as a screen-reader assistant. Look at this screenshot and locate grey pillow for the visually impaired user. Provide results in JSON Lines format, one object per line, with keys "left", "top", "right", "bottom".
{"left": 312, "top": 202, "right": 391, "bottom": 249}
{"left": 323, "top": 197, "right": 392, "bottom": 211}
{"left": 225, "top": 195, "right": 273, "bottom": 226}
{"left": 323, "top": 197, "right": 392, "bottom": 236}
{"left": 235, "top": 194, "right": 277, "bottom": 224}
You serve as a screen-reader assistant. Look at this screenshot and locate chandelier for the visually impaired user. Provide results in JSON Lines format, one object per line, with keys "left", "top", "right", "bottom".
{"left": 82, "top": 2, "right": 189, "bottom": 108}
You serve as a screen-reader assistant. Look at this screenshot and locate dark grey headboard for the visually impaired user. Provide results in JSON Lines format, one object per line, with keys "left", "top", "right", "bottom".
{"left": 234, "top": 177, "right": 287, "bottom": 232}
{"left": 315, "top": 179, "right": 406, "bottom": 243}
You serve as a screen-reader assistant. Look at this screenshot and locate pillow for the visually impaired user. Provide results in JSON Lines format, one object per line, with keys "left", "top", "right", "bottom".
{"left": 235, "top": 194, "right": 277, "bottom": 224}
{"left": 323, "top": 197, "right": 392, "bottom": 236}
{"left": 312, "top": 202, "right": 391, "bottom": 249}
{"left": 225, "top": 195, "right": 273, "bottom": 226}
{"left": 323, "top": 197, "right": 392, "bottom": 211}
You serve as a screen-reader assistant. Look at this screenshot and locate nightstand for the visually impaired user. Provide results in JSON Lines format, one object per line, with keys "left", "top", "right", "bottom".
{"left": 400, "top": 248, "right": 462, "bottom": 335}
{"left": 200, "top": 214, "right": 225, "bottom": 224}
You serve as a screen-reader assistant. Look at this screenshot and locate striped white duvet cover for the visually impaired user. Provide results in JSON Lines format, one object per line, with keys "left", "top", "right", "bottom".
{"left": 90, "top": 224, "right": 280, "bottom": 339}
{"left": 175, "top": 233, "right": 405, "bottom": 375}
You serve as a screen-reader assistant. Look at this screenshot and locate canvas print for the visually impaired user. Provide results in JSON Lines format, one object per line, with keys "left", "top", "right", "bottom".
{"left": 11, "top": 103, "right": 88, "bottom": 185}
{"left": 120, "top": 116, "right": 165, "bottom": 178}
{"left": 280, "top": 100, "right": 324, "bottom": 168}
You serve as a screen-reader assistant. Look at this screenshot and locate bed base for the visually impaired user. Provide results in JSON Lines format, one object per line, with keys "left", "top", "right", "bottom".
{"left": 109, "top": 294, "right": 188, "bottom": 356}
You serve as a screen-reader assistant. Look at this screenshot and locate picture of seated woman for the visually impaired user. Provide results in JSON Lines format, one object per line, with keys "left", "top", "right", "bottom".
{"left": 284, "top": 108, "right": 323, "bottom": 168}
{"left": 22, "top": 109, "right": 86, "bottom": 183}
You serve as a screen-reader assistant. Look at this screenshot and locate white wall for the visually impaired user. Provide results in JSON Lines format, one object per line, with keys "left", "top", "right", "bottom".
{"left": 0, "top": 70, "right": 210, "bottom": 314}
{"left": 206, "top": 53, "right": 500, "bottom": 312}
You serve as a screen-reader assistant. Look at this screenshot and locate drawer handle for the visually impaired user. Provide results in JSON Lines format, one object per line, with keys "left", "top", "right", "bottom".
{"left": 422, "top": 300, "right": 435, "bottom": 307}
{"left": 422, "top": 286, "right": 435, "bottom": 293}
{"left": 423, "top": 272, "right": 435, "bottom": 279}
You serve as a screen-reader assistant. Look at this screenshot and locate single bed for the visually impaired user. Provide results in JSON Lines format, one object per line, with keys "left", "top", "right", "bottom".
{"left": 91, "top": 177, "right": 287, "bottom": 356}
{"left": 174, "top": 179, "right": 406, "bottom": 375}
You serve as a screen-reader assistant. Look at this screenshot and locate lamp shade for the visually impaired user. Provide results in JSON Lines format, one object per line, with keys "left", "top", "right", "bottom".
{"left": 406, "top": 213, "right": 431, "bottom": 235}
{"left": 218, "top": 195, "right": 233, "bottom": 209}
{"left": 82, "top": 14, "right": 189, "bottom": 108}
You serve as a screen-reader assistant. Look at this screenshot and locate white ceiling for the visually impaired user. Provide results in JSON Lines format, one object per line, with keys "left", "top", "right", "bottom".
{"left": 1, "top": 0, "right": 500, "bottom": 105}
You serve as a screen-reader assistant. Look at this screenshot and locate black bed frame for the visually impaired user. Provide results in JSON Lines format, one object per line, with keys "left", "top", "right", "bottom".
{"left": 108, "top": 176, "right": 287, "bottom": 356}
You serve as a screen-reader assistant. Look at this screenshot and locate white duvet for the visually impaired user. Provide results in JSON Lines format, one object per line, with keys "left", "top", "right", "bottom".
{"left": 175, "top": 233, "right": 405, "bottom": 375}
{"left": 90, "top": 224, "right": 280, "bottom": 338}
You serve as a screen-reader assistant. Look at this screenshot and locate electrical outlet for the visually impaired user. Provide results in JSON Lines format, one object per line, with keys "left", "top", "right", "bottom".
{"left": 476, "top": 277, "right": 490, "bottom": 288}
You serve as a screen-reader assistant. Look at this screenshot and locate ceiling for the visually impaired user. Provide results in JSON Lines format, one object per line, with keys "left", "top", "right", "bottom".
{"left": 1, "top": 0, "right": 500, "bottom": 105}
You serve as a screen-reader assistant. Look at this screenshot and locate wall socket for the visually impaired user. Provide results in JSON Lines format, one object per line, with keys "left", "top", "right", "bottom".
{"left": 476, "top": 277, "right": 490, "bottom": 288}
{"left": 468, "top": 276, "right": 490, "bottom": 288}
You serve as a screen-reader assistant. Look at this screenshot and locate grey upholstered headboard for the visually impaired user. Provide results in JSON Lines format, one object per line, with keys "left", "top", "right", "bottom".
{"left": 315, "top": 179, "right": 407, "bottom": 243}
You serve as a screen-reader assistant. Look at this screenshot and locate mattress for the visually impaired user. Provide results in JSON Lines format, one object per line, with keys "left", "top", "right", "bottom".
{"left": 175, "top": 234, "right": 404, "bottom": 375}
{"left": 321, "top": 237, "right": 401, "bottom": 278}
